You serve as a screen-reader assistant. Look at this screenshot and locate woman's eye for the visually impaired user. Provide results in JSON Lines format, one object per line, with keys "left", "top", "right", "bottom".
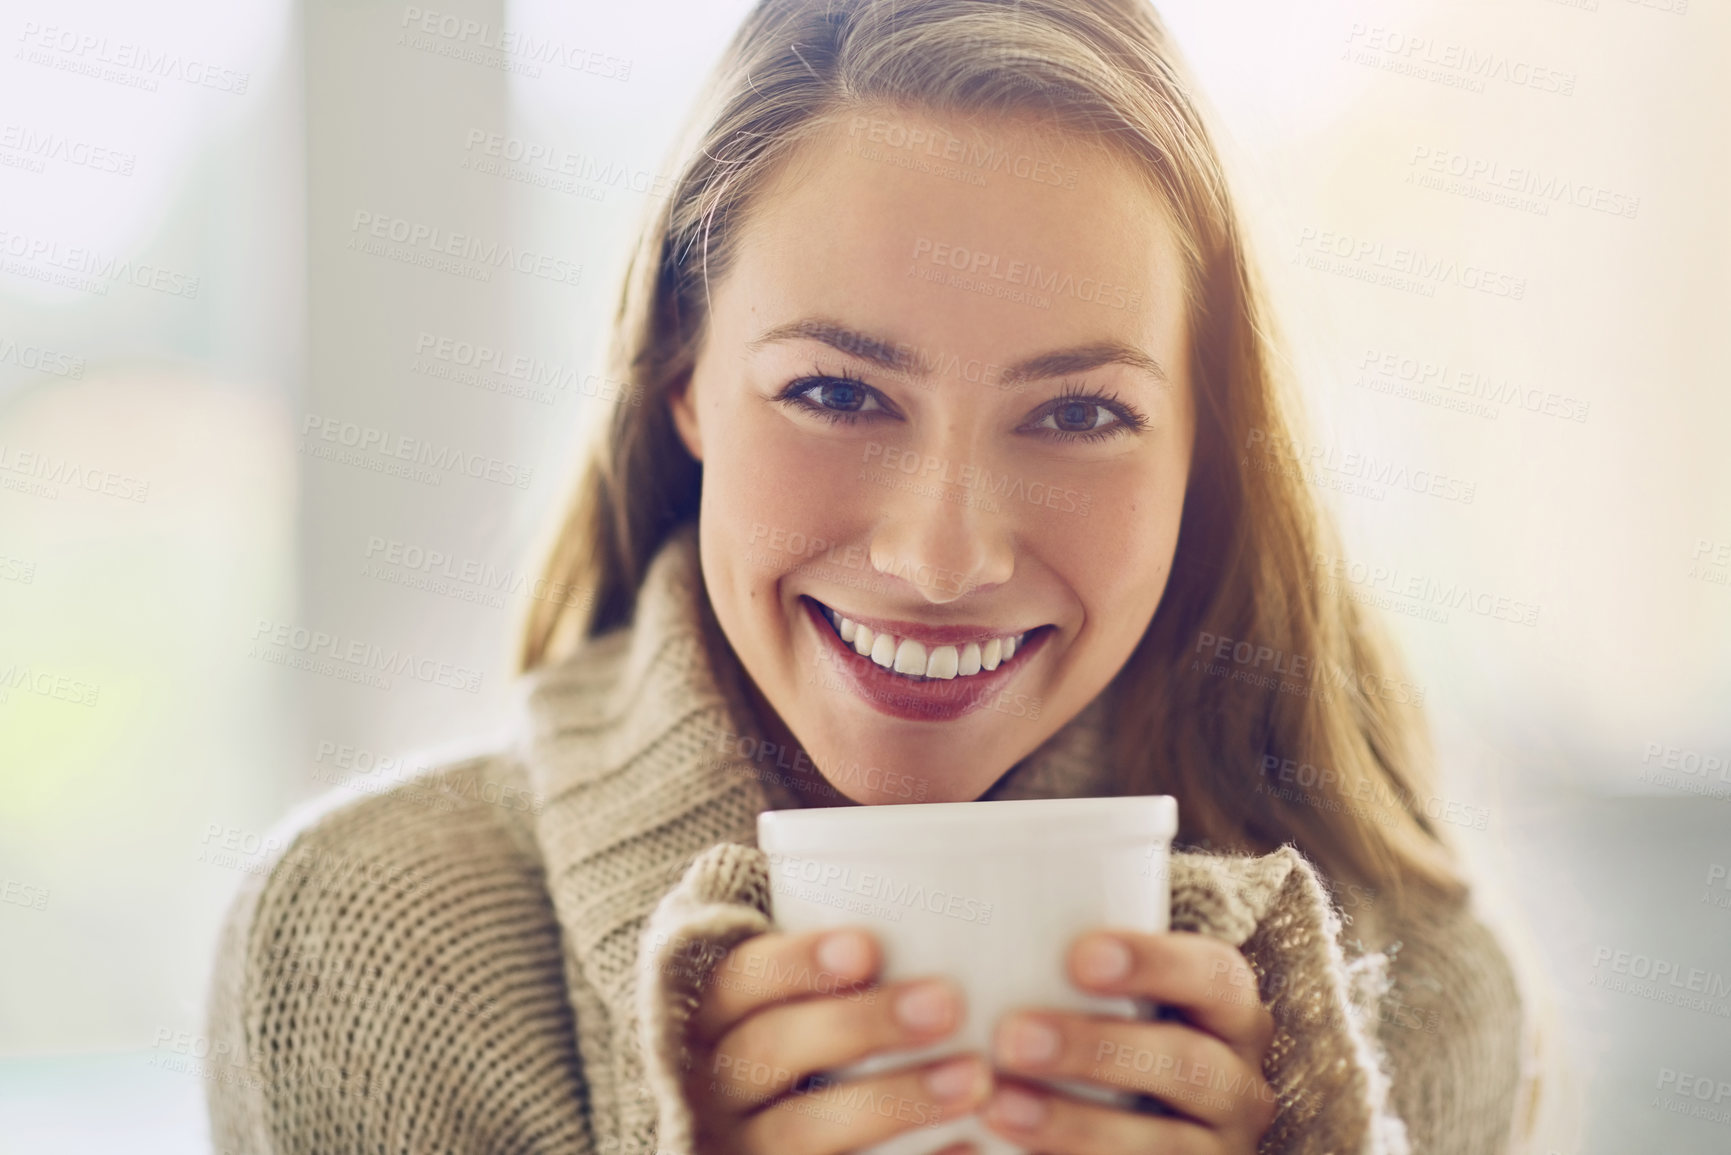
{"left": 780, "top": 376, "right": 887, "bottom": 422}
{"left": 1031, "top": 398, "right": 1123, "bottom": 438}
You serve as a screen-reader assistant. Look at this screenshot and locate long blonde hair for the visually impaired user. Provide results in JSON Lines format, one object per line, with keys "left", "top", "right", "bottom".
{"left": 520, "top": 0, "right": 1466, "bottom": 905}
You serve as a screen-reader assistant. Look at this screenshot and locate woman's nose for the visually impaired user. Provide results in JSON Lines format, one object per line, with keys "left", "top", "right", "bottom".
{"left": 865, "top": 448, "right": 1016, "bottom": 605}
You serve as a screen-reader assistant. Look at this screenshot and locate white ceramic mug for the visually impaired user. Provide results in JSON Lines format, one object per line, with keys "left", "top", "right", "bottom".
{"left": 757, "top": 794, "right": 1177, "bottom": 1155}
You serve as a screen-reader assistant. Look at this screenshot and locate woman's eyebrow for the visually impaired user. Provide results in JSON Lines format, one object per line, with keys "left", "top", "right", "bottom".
{"left": 748, "top": 317, "right": 1170, "bottom": 388}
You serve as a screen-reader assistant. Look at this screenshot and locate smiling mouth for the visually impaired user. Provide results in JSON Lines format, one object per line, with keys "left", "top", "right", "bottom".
{"left": 808, "top": 597, "right": 1040, "bottom": 683}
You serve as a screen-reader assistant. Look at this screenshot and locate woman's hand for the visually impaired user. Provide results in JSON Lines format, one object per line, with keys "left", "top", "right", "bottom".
{"left": 980, "top": 930, "right": 1278, "bottom": 1154}
{"left": 685, "top": 925, "right": 992, "bottom": 1155}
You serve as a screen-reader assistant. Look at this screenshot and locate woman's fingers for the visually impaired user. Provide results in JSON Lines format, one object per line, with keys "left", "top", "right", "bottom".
{"left": 733, "top": 1052, "right": 993, "bottom": 1155}
{"left": 990, "top": 1012, "right": 1275, "bottom": 1135}
{"left": 688, "top": 927, "right": 881, "bottom": 1045}
{"left": 1066, "top": 930, "right": 1276, "bottom": 1065}
{"left": 982, "top": 1075, "right": 1224, "bottom": 1155}
{"left": 699, "top": 974, "right": 966, "bottom": 1114}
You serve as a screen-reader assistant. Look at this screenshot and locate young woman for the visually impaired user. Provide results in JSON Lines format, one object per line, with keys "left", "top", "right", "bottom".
{"left": 207, "top": 2, "right": 1539, "bottom": 1153}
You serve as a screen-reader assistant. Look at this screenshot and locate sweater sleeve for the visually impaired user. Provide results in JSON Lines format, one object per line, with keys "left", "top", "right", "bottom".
{"left": 1169, "top": 847, "right": 1411, "bottom": 1155}
{"left": 1364, "top": 893, "right": 1526, "bottom": 1154}
{"left": 635, "top": 842, "right": 777, "bottom": 1155}
{"left": 203, "top": 757, "right": 595, "bottom": 1155}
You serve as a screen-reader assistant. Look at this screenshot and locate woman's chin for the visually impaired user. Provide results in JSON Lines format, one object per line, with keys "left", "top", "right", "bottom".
{"left": 831, "top": 777, "right": 994, "bottom": 806}
{"left": 800, "top": 732, "right": 1012, "bottom": 805}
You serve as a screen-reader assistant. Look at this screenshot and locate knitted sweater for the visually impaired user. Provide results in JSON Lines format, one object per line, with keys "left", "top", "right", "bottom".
{"left": 204, "top": 522, "right": 1529, "bottom": 1155}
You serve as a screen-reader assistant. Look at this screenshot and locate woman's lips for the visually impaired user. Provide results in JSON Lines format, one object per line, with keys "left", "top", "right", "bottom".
{"left": 800, "top": 596, "right": 1049, "bottom": 723}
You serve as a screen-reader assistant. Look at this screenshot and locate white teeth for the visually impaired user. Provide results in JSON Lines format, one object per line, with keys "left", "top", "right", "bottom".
{"left": 893, "top": 638, "right": 927, "bottom": 675}
{"left": 958, "top": 641, "right": 982, "bottom": 676}
{"left": 818, "top": 603, "right": 1030, "bottom": 682}
{"left": 925, "top": 644, "right": 959, "bottom": 679}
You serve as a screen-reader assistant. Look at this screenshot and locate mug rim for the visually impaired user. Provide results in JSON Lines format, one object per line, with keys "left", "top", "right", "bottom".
{"left": 758, "top": 793, "right": 1177, "bottom": 853}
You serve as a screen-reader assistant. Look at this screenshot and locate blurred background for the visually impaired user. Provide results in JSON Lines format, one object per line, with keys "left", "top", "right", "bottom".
{"left": 1, "top": 0, "right": 1726, "bottom": 1150}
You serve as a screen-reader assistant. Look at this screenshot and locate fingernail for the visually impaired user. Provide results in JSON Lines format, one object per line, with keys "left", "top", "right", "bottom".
{"left": 987, "top": 1085, "right": 1047, "bottom": 1130}
{"left": 996, "top": 1015, "right": 1060, "bottom": 1068}
{"left": 1075, "top": 934, "right": 1132, "bottom": 985}
{"left": 895, "top": 980, "right": 957, "bottom": 1033}
{"left": 923, "top": 1055, "right": 984, "bottom": 1103}
{"left": 816, "top": 929, "right": 873, "bottom": 979}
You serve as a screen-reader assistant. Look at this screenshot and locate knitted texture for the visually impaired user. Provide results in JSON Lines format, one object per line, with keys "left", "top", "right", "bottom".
{"left": 637, "top": 844, "right": 777, "bottom": 1155}
{"left": 204, "top": 757, "right": 593, "bottom": 1155}
{"left": 204, "top": 521, "right": 1526, "bottom": 1153}
{"left": 1168, "top": 851, "right": 1407, "bottom": 1155}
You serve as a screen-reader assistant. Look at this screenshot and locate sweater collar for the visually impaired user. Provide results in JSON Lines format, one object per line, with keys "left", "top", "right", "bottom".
{"left": 508, "top": 521, "right": 1116, "bottom": 1064}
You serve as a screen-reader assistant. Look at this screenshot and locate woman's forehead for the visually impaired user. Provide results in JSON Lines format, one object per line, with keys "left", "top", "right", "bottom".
{"left": 715, "top": 113, "right": 1191, "bottom": 378}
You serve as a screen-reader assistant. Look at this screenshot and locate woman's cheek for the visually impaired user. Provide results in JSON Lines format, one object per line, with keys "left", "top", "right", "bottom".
{"left": 1033, "top": 455, "right": 1182, "bottom": 620}
{"left": 721, "top": 412, "right": 873, "bottom": 568}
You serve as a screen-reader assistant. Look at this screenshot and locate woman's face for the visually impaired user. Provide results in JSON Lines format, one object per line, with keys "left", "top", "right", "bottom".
{"left": 670, "top": 106, "right": 1195, "bottom": 805}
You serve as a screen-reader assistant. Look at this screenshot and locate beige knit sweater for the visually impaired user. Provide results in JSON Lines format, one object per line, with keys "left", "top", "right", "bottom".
{"left": 204, "top": 522, "right": 1530, "bottom": 1154}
